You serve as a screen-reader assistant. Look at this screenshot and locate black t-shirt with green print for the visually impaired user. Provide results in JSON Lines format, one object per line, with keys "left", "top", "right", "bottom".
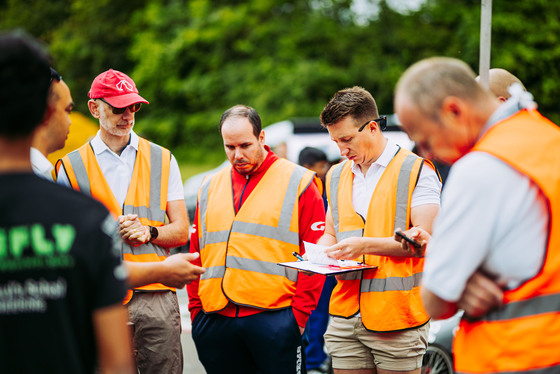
{"left": 0, "top": 173, "right": 127, "bottom": 374}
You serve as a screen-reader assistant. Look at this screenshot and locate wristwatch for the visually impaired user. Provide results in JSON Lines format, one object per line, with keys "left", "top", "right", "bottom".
{"left": 148, "top": 226, "right": 159, "bottom": 242}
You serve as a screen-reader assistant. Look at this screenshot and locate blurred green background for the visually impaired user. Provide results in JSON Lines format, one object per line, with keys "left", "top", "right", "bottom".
{"left": 2, "top": 0, "right": 559, "bottom": 178}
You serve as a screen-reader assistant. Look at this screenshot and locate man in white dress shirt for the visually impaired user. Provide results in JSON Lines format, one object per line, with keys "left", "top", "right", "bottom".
{"left": 30, "top": 68, "right": 73, "bottom": 181}
{"left": 318, "top": 86, "right": 441, "bottom": 374}
{"left": 56, "top": 69, "right": 189, "bottom": 374}
{"left": 32, "top": 68, "right": 202, "bottom": 298}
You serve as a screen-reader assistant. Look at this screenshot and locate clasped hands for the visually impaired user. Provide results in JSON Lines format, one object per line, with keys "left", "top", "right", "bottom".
{"left": 118, "top": 214, "right": 151, "bottom": 246}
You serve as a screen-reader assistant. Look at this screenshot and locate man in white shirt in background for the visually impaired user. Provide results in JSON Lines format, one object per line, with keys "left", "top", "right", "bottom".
{"left": 30, "top": 67, "right": 73, "bottom": 181}
{"left": 56, "top": 69, "right": 189, "bottom": 374}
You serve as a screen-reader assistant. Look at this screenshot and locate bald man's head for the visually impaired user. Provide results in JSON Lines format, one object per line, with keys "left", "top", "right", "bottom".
{"left": 395, "top": 57, "right": 488, "bottom": 122}
{"left": 478, "top": 68, "right": 526, "bottom": 102}
{"left": 394, "top": 57, "right": 500, "bottom": 164}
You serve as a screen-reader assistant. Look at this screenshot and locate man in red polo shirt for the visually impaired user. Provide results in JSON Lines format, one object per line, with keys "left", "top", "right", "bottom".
{"left": 187, "top": 105, "right": 326, "bottom": 374}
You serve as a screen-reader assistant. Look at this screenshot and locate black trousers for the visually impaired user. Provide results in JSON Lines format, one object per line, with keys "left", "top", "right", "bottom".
{"left": 192, "top": 308, "right": 307, "bottom": 374}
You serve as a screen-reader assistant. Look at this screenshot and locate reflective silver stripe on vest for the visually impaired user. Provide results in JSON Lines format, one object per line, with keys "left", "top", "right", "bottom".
{"left": 226, "top": 256, "right": 299, "bottom": 282}
{"left": 337, "top": 230, "right": 364, "bottom": 241}
{"left": 361, "top": 272, "right": 422, "bottom": 293}
{"left": 456, "top": 363, "right": 560, "bottom": 374}
{"left": 122, "top": 241, "right": 168, "bottom": 256}
{"left": 123, "top": 205, "right": 166, "bottom": 223}
{"left": 394, "top": 155, "right": 418, "bottom": 231}
{"left": 229, "top": 165, "right": 305, "bottom": 245}
{"left": 67, "top": 150, "right": 91, "bottom": 196}
{"left": 200, "top": 265, "right": 226, "bottom": 280}
{"left": 204, "top": 230, "right": 231, "bottom": 245}
{"left": 230, "top": 221, "right": 299, "bottom": 245}
{"left": 329, "top": 161, "right": 363, "bottom": 242}
{"left": 338, "top": 271, "right": 363, "bottom": 281}
{"left": 122, "top": 142, "right": 166, "bottom": 222}
{"left": 198, "top": 164, "right": 306, "bottom": 284}
{"left": 199, "top": 165, "right": 306, "bottom": 250}
{"left": 198, "top": 177, "right": 213, "bottom": 251}
{"left": 467, "top": 292, "right": 560, "bottom": 323}
{"left": 149, "top": 143, "right": 163, "bottom": 216}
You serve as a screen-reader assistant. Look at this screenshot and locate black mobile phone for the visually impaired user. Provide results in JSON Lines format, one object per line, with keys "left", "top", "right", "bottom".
{"left": 395, "top": 229, "right": 421, "bottom": 248}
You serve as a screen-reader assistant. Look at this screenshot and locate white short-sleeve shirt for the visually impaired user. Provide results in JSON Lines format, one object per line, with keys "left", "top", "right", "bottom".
{"left": 351, "top": 138, "right": 442, "bottom": 219}
{"left": 422, "top": 101, "right": 548, "bottom": 302}
{"left": 57, "top": 131, "right": 184, "bottom": 206}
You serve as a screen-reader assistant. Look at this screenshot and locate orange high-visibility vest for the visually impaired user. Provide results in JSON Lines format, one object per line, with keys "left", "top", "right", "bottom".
{"left": 453, "top": 109, "right": 560, "bottom": 374}
{"left": 56, "top": 137, "right": 174, "bottom": 304}
{"left": 196, "top": 158, "right": 315, "bottom": 313}
{"left": 326, "top": 147, "right": 433, "bottom": 332}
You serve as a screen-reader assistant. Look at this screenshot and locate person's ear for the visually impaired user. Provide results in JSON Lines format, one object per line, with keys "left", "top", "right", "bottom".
{"left": 88, "top": 99, "right": 100, "bottom": 119}
{"left": 440, "top": 96, "right": 465, "bottom": 128}
{"left": 258, "top": 130, "right": 265, "bottom": 144}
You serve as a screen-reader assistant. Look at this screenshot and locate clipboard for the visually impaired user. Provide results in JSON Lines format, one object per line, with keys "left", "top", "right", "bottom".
{"left": 278, "top": 260, "right": 377, "bottom": 276}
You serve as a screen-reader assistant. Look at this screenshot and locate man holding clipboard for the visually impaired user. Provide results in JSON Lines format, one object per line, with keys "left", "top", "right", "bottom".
{"left": 317, "top": 87, "right": 441, "bottom": 374}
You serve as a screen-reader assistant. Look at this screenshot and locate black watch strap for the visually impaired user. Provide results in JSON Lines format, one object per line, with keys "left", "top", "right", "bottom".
{"left": 148, "top": 226, "right": 159, "bottom": 242}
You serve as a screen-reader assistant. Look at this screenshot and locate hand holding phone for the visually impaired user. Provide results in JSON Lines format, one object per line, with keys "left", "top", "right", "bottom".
{"left": 395, "top": 229, "right": 422, "bottom": 248}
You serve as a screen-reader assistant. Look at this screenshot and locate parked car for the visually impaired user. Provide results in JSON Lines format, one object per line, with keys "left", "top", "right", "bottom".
{"left": 421, "top": 312, "right": 461, "bottom": 374}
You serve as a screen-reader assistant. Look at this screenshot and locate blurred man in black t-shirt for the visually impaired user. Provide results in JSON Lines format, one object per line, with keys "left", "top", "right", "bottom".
{"left": 0, "top": 31, "right": 135, "bottom": 374}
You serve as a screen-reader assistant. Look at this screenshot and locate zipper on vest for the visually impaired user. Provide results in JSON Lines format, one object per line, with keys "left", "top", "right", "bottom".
{"left": 237, "top": 175, "right": 250, "bottom": 213}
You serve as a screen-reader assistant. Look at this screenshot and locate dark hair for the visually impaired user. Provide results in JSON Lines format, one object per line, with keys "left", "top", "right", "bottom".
{"left": 0, "top": 30, "right": 52, "bottom": 138}
{"left": 320, "top": 86, "right": 379, "bottom": 127}
{"left": 298, "top": 147, "right": 327, "bottom": 166}
{"left": 219, "top": 104, "right": 262, "bottom": 138}
{"left": 47, "top": 67, "right": 62, "bottom": 106}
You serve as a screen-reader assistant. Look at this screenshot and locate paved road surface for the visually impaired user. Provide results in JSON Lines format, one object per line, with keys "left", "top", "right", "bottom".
{"left": 177, "top": 288, "right": 206, "bottom": 374}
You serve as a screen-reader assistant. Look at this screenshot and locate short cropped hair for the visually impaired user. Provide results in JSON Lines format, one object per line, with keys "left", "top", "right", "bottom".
{"left": 0, "top": 30, "right": 52, "bottom": 138}
{"left": 488, "top": 68, "right": 526, "bottom": 99}
{"left": 395, "top": 57, "right": 487, "bottom": 122}
{"left": 298, "top": 147, "right": 327, "bottom": 166}
{"left": 219, "top": 105, "right": 262, "bottom": 139}
{"left": 320, "top": 86, "right": 379, "bottom": 127}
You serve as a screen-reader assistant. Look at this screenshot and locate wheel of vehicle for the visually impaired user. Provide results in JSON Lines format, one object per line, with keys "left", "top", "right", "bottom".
{"left": 421, "top": 344, "right": 454, "bottom": 374}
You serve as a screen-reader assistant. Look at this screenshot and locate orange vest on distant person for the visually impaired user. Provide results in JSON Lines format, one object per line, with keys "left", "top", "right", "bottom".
{"left": 196, "top": 158, "right": 315, "bottom": 313}
{"left": 326, "top": 148, "right": 434, "bottom": 332}
{"left": 56, "top": 137, "right": 174, "bottom": 304}
{"left": 453, "top": 109, "right": 560, "bottom": 374}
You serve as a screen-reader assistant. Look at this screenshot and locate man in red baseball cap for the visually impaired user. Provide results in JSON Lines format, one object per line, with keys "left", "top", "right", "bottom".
{"left": 57, "top": 69, "right": 189, "bottom": 374}
{"left": 88, "top": 68, "right": 149, "bottom": 108}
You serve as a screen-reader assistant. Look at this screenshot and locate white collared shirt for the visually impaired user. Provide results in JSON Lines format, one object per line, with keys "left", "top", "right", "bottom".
{"left": 351, "top": 138, "right": 441, "bottom": 218}
{"left": 57, "top": 131, "right": 184, "bottom": 206}
{"left": 423, "top": 100, "right": 547, "bottom": 300}
{"left": 30, "top": 147, "right": 54, "bottom": 181}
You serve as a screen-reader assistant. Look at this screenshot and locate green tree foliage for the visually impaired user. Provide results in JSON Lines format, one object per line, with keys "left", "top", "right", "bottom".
{"left": 128, "top": 0, "right": 366, "bottom": 160}
{"left": 1, "top": 0, "right": 559, "bottom": 161}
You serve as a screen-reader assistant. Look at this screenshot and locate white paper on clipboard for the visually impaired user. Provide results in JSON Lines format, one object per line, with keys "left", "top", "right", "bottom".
{"left": 278, "top": 241, "right": 377, "bottom": 275}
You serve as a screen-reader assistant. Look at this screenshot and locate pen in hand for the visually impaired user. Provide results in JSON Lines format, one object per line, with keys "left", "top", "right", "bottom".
{"left": 292, "top": 252, "right": 305, "bottom": 261}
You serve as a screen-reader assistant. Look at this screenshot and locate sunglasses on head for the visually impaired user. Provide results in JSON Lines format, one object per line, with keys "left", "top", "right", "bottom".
{"left": 358, "top": 116, "right": 387, "bottom": 132}
{"left": 98, "top": 98, "right": 142, "bottom": 115}
{"left": 50, "top": 67, "right": 62, "bottom": 84}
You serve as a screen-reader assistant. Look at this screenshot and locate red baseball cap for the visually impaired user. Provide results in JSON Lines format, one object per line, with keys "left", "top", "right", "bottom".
{"left": 88, "top": 69, "right": 149, "bottom": 108}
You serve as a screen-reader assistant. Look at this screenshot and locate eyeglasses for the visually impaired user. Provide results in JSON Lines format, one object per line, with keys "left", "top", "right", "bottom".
{"left": 98, "top": 98, "right": 142, "bottom": 115}
{"left": 358, "top": 116, "right": 387, "bottom": 132}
